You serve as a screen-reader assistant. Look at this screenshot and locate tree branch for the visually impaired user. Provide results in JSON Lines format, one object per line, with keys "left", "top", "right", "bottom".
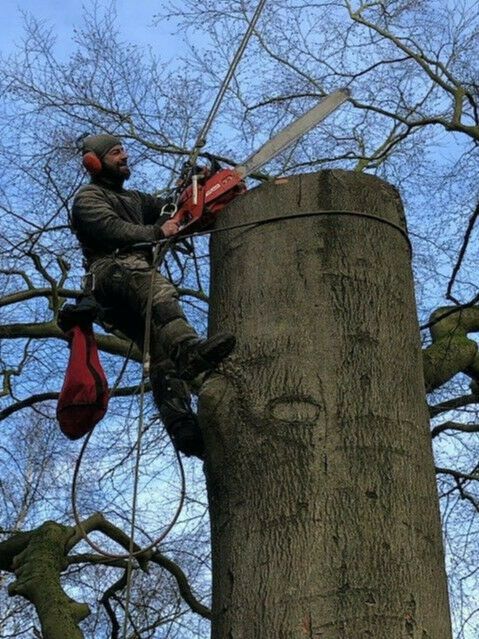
{"left": 151, "top": 550, "right": 211, "bottom": 620}
{"left": 0, "top": 383, "right": 148, "bottom": 422}
{"left": 429, "top": 393, "right": 479, "bottom": 418}
{"left": 0, "top": 287, "right": 80, "bottom": 309}
{"left": 0, "top": 321, "right": 139, "bottom": 359}
{"left": 431, "top": 421, "right": 479, "bottom": 438}
{"left": 7, "top": 522, "right": 89, "bottom": 639}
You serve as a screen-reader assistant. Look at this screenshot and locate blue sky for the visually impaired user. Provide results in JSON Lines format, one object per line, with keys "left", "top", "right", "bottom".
{"left": 1, "top": 0, "right": 183, "bottom": 58}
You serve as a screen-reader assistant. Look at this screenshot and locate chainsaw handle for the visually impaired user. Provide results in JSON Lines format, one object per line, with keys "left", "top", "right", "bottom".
{"left": 169, "top": 168, "right": 246, "bottom": 236}
{"left": 170, "top": 182, "right": 206, "bottom": 232}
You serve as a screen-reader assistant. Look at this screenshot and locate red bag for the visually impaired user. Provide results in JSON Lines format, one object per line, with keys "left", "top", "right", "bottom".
{"left": 57, "top": 307, "right": 109, "bottom": 440}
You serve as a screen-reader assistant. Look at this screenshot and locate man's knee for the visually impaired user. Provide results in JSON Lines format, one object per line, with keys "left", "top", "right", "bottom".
{"left": 151, "top": 300, "right": 186, "bottom": 328}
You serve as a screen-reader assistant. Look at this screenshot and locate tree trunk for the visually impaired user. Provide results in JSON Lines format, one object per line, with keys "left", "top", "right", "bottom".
{"left": 200, "top": 170, "right": 452, "bottom": 639}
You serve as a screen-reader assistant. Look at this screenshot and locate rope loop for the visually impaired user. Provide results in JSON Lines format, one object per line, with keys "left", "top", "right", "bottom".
{"left": 174, "top": 208, "right": 413, "bottom": 255}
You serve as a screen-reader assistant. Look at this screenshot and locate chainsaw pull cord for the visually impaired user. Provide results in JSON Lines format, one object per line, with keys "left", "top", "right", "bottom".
{"left": 177, "top": 0, "right": 268, "bottom": 202}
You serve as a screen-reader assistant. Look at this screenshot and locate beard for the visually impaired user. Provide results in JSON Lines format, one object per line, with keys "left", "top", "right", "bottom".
{"left": 101, "top": 162, "right": 131, "bottom": 183}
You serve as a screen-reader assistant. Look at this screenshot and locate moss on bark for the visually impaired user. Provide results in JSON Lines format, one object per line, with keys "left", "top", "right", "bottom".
{"left": 423, "top": 306, "right": 479, "bottom": 391}
{"left": 8, "top": 521, "right": 89, "bottom": 639}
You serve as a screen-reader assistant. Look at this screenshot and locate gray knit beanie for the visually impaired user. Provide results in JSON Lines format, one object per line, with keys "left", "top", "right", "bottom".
{"left": 82, "top": 134, "right": 122, "bottom": 158}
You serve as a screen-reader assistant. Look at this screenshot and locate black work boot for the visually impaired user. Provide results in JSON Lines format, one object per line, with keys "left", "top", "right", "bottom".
{"left": 150, "top": 370, "right": 204, "bottom": 459}
{"left": 159, "top": 398, "right": 205, "bottom": 459}
{"left": 173, "top": 332, "right": 236, "bottom": 381}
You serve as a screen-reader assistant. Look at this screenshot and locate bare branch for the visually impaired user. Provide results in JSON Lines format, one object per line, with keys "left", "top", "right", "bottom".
{"left": 431, "top": 421, "right": 479, "bottom": 438}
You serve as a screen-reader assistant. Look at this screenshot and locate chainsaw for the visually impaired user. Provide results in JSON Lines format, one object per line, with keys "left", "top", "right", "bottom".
{"left": 170, "top": 88, "right": 350, "bottom": 236}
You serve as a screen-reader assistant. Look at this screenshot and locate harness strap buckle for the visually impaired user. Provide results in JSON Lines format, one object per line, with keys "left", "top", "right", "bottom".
{"left": 81, "top": 271, "right": 96, "bottom": 293}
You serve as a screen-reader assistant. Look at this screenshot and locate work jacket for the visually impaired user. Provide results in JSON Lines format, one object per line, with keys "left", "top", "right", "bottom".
{"left": 71, "top": 177, "right": 168, "bottom": 267}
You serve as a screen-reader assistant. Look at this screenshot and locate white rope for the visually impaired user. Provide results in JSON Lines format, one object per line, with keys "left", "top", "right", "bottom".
{"left": 180, "top": 0, "right": 268, "bottom": 190}
{"left": 69, "top": 243, "right": 186, "bottom": 639}
{"left": 121, "top": 242, "right": 167, "bottom": 639}
{"left": 71, "top": 5, "right": 270, "bottom": 631}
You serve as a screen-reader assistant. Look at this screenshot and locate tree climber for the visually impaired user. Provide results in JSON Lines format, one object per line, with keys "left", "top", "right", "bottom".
{"left": 71, "top": 134, "right": 235, "bottom": 458}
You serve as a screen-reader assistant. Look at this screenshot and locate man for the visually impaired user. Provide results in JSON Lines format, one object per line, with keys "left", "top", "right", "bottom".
{"left": 71, "top": 133, "right": 235, "bottom": 458}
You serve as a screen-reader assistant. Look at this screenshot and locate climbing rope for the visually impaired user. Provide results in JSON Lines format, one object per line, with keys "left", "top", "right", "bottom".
{"left": 71, "top": 242, "right": 186, "bottom": 563}
{"left": 71, "top": 437, "right": 186, "bottom": 558}
{"left": 121, "top": 241, "right": 170, "bottom": 637}
{"left": 69, "top": 240, "right": 190, "bottom": 639}
{"left": 178, "top": 207, "right": 413, "bottom": 253}
{"left": 71, "top": 205, "right": 410, "bottom": 552}
{"left": 69, "top": 203, "right": 409, "bottom": 637}
{"left": 179, "top": 0, "right": 268, "bottom": 194}
{"left": 71, "top": 4, "right": 270, "bottom": 633}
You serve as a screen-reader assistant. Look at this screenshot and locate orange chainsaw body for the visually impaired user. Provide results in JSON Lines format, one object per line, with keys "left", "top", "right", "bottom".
{"left": 171, "top": 168, "right": 246, "bottom": 234}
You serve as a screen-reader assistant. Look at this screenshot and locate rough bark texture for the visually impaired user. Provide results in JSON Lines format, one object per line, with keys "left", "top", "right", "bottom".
{"left": 8, "top": 521, "right": 89, "bottom": 639}
{"left": 200, "top": 170, "right": 452, "bottom": 639}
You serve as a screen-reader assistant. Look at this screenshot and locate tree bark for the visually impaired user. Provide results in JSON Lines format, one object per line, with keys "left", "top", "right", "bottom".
{"left": 200, "top": 170, "right": 452, "bottom": 639}
{"left": 8, "top": 522, "right": 89, "bottom": 639}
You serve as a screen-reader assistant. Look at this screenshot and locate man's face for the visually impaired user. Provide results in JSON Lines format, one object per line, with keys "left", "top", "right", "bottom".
{"left": 102, "top": 144, "right": 131, "bottom": 180}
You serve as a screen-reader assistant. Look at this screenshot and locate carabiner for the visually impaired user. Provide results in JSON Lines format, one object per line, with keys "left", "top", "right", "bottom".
{"left": 161, "top": 202, "right": 178, "bottom": 218}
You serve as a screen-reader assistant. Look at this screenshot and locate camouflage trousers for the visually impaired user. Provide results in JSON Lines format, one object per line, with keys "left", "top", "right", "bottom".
{"left": 89, "top": 253, "right": 197, "bottom": 407}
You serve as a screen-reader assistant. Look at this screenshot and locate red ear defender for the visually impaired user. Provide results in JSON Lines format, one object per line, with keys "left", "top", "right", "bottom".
{"left": 82, "top": 152, "right": 102, "bottom": 175}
